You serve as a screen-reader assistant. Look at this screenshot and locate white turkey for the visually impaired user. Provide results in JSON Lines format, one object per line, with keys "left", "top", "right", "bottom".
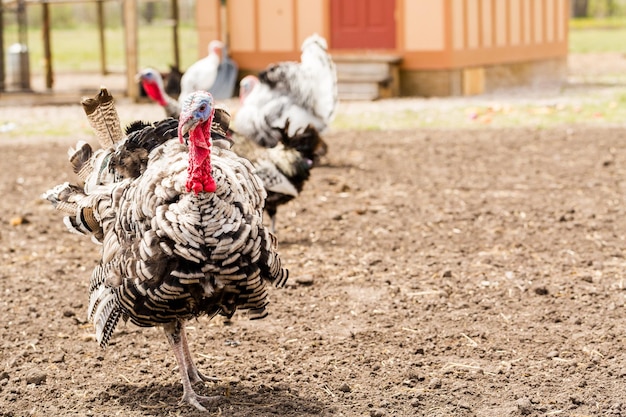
{"left": 233, "top": 33, "right": 338, "bottom": 149}
{"left": 179, "top": 40, "right": 224, "bottom": 103}
{"left": 43, "top": 90, "right": 288, "bottom": 411}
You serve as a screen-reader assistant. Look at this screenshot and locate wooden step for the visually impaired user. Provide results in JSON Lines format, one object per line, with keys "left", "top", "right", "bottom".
{"left": 337, "top": 82, "right": 380, "bottom": 101}
{"left": 333, "top": 54, "right": 402, "bottom": 100}
{"left": 335, "top": 62, "right": 391, "bottom": 83}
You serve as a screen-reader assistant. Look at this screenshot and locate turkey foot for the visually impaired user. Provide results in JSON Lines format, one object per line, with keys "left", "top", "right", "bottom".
{"left": 180, "top": 391, "right": 223, "bottom": 412}
{"left": 178, "top": 323, "right": 221, "bottom": 385}
{"left": 165, "top": 320, "right": 223, "bottom": 411}
{"left": 190, "top": 368, "right": 220, "bottom": 385}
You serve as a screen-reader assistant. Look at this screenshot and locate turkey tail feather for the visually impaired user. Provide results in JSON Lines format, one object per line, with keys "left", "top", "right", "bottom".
{"left": 88, "top": 263, "right": 121, "bottom": 348}
{"left": 42, "top": 182, "right": 103, "bottom": 238}
{"left": 299, "top": 33, "right": 338, "bottom": 124}
{"left": 81, "top": 87, "right": 123, "bottom": 148}
{"left": 68, "top": 141, "right": 94, "bottom": 181}
{"left": 268, "top": 233, "right": 289, "bottom": 288}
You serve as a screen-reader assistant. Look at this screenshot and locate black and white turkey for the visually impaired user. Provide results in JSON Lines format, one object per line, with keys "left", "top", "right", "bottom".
{"left": 43, "top": 90, "right": 288, "bottom": 411}
{"left": 233, "top": 33, "right": 338, "bottom": 149}
{"left": 229, "top": 120, "right": 325, "bottom": 232}
{"left": 135, "top": 67, "right": 327, "bottom": 232}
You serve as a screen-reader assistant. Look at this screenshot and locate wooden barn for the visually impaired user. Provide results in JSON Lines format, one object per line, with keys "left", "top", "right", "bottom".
{"left": 196, "top": 0, "right": 570, "bottom": 99}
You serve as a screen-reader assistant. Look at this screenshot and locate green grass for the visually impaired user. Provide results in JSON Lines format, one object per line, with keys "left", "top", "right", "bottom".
{"left": 569, "top": 26, "right": 626, "bottom": 53}
{"left": 3, "top": 24, "right": 198, "bottom": 74}
{"left": 569, "top": 17, "right": 626, "bottom": 53}
{"left": 332, "top": 86, "right": 626, "bottom": 131}
{"left": 569, "top": 16, "right": 626, "bottom": 29}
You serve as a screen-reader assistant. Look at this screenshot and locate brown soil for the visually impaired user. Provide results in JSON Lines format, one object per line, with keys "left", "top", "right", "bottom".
{"left": 2, "top": 119, "right": 626, "bottom": 416}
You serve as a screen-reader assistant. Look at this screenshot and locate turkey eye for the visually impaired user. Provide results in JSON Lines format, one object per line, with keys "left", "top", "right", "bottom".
{"left": 199, "top": 105, "right": 206, "bottom": 112}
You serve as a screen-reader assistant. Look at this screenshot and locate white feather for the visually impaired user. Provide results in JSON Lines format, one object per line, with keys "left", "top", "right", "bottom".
{"left": 179, "top": 40, "right": 224, "bottom": 103}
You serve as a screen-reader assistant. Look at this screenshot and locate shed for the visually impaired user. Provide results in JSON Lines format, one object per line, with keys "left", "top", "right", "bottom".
{"left": 196, "top": 0, "right": 569, "bottom": 99}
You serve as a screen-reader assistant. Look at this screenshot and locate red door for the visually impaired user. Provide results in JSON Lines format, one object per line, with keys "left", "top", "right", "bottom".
{"left": 330, "top": 0, "right": 396, "bottom": 49}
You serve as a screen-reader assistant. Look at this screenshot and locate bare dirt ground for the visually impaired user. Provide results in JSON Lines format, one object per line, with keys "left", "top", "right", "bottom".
{"left": 2, "top": 53, "right": 626, "bottom": 417}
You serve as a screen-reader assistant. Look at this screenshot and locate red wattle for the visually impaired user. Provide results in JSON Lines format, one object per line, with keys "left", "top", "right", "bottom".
{"left": 186, "top": 122, "right": 216, "bottom": 194}
{"left": 142, "top": 81, "right": 167, "bottom": 106}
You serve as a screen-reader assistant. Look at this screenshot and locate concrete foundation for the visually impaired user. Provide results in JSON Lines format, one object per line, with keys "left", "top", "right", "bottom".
{"left": 400, "top": 57, "right": 568, "bottom": 97}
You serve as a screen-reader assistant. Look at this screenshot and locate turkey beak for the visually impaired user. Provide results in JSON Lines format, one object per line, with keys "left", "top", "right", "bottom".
{"left": 178, "top": 116, "right": 196, "bottom": 145}
{"left": 135, "top": 70, "right": 151, "bottom": 84}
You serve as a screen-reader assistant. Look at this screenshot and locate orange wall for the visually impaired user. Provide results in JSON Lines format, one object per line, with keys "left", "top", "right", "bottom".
{"left": 402, "top": 0, "right": 569, "bottom": 69}
{"left": 229, "top": 0, "right": 255, "bottom": 51}
{"left": 198, "top": 0, "right": 326, "bottom": 70}
{"left": 196, "top": 0, "right": 220, "bottom": 59}
{"left": 404, "top": 0, "right": 445, "bottom": 51}
{"left": 296, "top": 0, "right": 326, "bottom": 47}
{"left": 196, "top": 0, "right": 569, "bottom": 72}
{"left": 258, "top": 0, "right": 294, "bottom": 51}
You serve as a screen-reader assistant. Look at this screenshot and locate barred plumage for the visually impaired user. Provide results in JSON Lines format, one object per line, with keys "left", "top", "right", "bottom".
{"left": 81, "top": 86, "right": 124, "bottom": 148}
{"left": 43, "top": 90, "right": 288, "bottom": 412}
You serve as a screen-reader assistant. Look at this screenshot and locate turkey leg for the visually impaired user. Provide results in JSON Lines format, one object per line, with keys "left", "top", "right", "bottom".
{"left": 179, "top": 322, "right": 220, "bottom": 384}
{"left": 164, "top": 320, "right": 222, "bottom": 411}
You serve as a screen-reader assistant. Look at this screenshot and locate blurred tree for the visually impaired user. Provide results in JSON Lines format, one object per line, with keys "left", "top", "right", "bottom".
{"left": 573, "top": 0, "right": 589, "bottom": 17}
{"left": 7, "top": 0, "right": 196, "bottom": 30}
{"left": 606, "top": 0, "right": 617, "bottom": 15}
{"left": 588, "top": 0, "right": 626, "bottom": 16}
{"left": 143, "top": 1, "right": 157, "bottom": 24}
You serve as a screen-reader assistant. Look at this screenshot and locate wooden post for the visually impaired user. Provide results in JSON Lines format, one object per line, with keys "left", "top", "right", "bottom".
{"left": 123, "top": 0, "right": 138, "bottom": 99}
{"left": 97, "top": 0, "right": 107, "bottom": 75}
{"left": 17, "top": 0, "right": 27, "bottom": 46}
{"left": 0, "top": 3, "right": 5, "bottom": 92}
{"left": 220, "top": 0, "right": 227, "bottom": 43}
{"left": 42, "top": 1, "right": 53, "bottom": 89}
{"left": 172, "top": 0, "right": 180, "bottom": 70}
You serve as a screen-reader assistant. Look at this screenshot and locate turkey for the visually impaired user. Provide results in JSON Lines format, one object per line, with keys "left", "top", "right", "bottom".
{"left": 138, "top": 66, "right": 182, "bottom": 101}
{"left": 133, "top": 72, "right": 326, "bottom": 231}
{"left": 138, "top": 40, "right": 223, "bottom": 118}
{"left": 229, "top": 120, "right": 325, "bottom": 233}
{"left": 179, "top": 40, "right": 224, "bottom": 102}
{"left": 70, "top": 86, "right": 319, "bottom": 235}
{"left": 233, "top": 33, "right": 338, "bottom": 149}
{"left": 43, "top": 91, "right": 288, "bottom": 412}
{"left": 137, "top": 67, "right": 182, "bottom": 118}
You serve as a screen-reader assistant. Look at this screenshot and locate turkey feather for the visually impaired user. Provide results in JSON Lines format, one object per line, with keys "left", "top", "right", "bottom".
{"left": 44, "top": 91, "right": 288, "bottom": 411}
{"left": 234, "top": 33, "right": 337, "bottom": 149}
